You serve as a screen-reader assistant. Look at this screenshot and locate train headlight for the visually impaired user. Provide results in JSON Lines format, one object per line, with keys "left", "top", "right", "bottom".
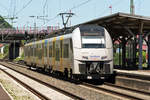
{"left": 101, "top": 56, "right": 107, "bottom": 59}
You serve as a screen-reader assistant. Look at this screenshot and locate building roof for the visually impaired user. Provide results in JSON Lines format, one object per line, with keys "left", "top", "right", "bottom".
{"left": 81, "top": 12, "right": 150, "bottom": 40}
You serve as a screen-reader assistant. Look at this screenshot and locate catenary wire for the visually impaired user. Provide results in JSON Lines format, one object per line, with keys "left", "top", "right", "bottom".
{"left": 15, "top": 0, "right": 33, "bottom": 16}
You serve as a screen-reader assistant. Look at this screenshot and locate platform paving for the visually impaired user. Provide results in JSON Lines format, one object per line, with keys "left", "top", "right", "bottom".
{"left": 115, "top": 69, "right": 150, "bottom": 77}
{"left": 115, "top": 69, "right": 150, "bottom": 93}
{"left": 0, "top": 85, "right": 11, "bottom": 100}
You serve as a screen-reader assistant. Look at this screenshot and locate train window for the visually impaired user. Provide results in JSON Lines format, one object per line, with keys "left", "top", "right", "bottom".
{"left": 52, "top": 42, "right": 55, "bottom": 57}
{"left": 80, "top": 25, "right": 104, "bottom": 36}
{"left": 49, "top": 45, "right": 52, "bottom": 57}
{"left": 55, "top": 48, "right": 60, "bottom": 61}
{"left": 36, "top": 45, "right": 38, "bottom": 58}
{"left": 34, "top": 44, "right": 37, "bottom": 57}
{"left": 70, "top": 39, "right": 73, "bottom": 52}
{"left": 44, "top": 46, "right": 47, "bottom": 57}
{"left": 81, "top": 36, "right": 105, "bottom": 48}
{"left": 28, "top": 46, "right": 30, "bottom": 57}
{"left": 40, "top": 44, "right": 44, "bottom": 59}
{"left": 63, "top": 44, "right": 69, "bottom": 58}
{"left": 60, "top": 40, "right": 63, "bottom": 58}
{"left": 24, "top": 47, "right": 25, "bottom": 54}
{"left": 32, "top": 47, "right": 34, "bottom": 56}
{"left": 35, "top": 44, "right": 37, "bottom": 57}
{"left": 33, "top": 46, "right": 35, "bottom": 57}
{"left": 38, "top": 44, "right": 42, "bottom": 59}
{"left": 32, "top": 46, "right": 34, "bottom": 56}
{"left": 37, "top": 44, "right": 40, "bottom": 59}
{"left": 44, "top": 41, "right": 48, "bottom": 57}
{"left": 30, "top": 47, "right": 32, "bottom": 56}
{"left": 27, "top": 48, "right": 28, "bottom": 57}
{"left": 42, "top": 43, "right": 44, "bottom": 57}
{"left": 27, "top": 47, "right": 29, "bottom": 57}
{"left": 30, "top": 46, "right": 32, "bottom": 56}
{"left": 24, "top": 47, "right": 26, "bottom": 57}
{"left": 80, "top": 25, "right": 106, "bottom": 48}
{"left": 25, "top": 47, "right": 27, "bottom": 57}
{"left": 37, "top": 44, "right": 40, "bottom": 58}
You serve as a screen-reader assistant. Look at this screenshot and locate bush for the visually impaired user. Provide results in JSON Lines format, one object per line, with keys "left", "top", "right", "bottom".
{"left": 4, "top": 45, "right": 9, "bottom": 54}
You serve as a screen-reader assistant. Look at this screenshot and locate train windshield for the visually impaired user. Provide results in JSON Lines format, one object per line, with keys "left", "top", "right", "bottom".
{"left": 80, "top": 25, "right": 105, "bottom": 48}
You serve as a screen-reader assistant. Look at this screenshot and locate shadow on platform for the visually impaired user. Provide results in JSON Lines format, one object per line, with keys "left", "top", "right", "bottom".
{"left": 114, "top": 65, "right": 150, "bottom": 70}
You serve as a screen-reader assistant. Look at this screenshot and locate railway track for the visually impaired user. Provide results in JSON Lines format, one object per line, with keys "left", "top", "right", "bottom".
{"left": 1, "top": 60, "right": 150, "bottom": 100}
{"left": 104, "top": 82, "right": 150, "bottom": 96}
{"left": 80, "top": 81, "right": 150, "bottom": 100}
{"left": 0, "top": 67, "right": 50, "bottom": 100}
{"left": 0, "top": 61, "right": 84, "bottom": 100}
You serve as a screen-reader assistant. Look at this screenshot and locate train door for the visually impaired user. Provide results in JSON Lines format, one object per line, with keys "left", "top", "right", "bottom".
{"left": 49, "top": 42, "right": 53, "bottom": 67}
{"left": 55, "top": 40, "right": 60, "bottom": 71}
{"left": 47, "top": 40, "right": 50, "bottom": 67}
{"left": 33, "top": 42, "right": 36, "bottom": 65}
{"left": 60, "top": 36, "right": 64, "bottom": 72}
{"left": 35, "top": 42, "right": 38, "bottom": 65}
{"left": 69, "top": 38, "right": 74, "bottom": 70}
{"left": 31, "top": 44, "right": 33, "bottom": 64}
{"left": 37, "top": 43, "right": 41, "bottom": 66}
{"left": 25, "top": 46, "right": 29, "bottom": 64}
{"left": 41, "top": 40, "right": 45, "bottom": 68}
{"left": 44, "top": 40, "right": 48, "bottom": 66}
{"left": 63, "top": 39, "right": 70, "bottom": 70}
{"left": 28, "top": 45, "right": 32, "bottom": 65}
{"left": 52, "top": 37, "right": 56, "bottom": 70}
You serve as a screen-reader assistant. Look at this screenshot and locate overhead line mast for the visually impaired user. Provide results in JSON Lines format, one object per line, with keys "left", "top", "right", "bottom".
{"left": 59, "top": 12, "right": 74, "bottom": 30}
{"left": 130, "top": 0, "right": 135, "bottom": 15}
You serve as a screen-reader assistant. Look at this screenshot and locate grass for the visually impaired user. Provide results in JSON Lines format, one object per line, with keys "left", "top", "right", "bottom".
{"left": 14, "top": 52, "right": 24, "bottom": 62}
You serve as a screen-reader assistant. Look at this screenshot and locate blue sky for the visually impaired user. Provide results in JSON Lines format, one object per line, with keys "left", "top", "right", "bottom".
{"left": 0, "top": 0, "right": 149, "bottom": 28}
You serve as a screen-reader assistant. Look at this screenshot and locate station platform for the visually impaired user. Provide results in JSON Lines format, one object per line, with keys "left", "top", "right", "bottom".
{"left": 115, "top": 69, "right": 150, "bottom": 77}
{"left": 114, "top": 69, "right": 150, "bottom": 93}
{"left": 0, "top": 85, "right": 11, "bottom": 100}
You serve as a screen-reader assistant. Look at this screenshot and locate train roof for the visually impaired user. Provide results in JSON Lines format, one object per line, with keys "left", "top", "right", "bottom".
{"left": 25, "top": 31, "right": 73, "bottom": 46}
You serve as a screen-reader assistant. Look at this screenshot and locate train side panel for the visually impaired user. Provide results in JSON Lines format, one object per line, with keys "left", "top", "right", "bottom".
{"left": 24, "top": 43, "right": 32, "bottom": 66}
{"left": 48, "top": 35, "right": 73, "bottom": 73}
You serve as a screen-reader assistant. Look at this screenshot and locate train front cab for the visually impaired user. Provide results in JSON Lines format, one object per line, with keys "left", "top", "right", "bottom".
{"left": 72, "top": 25, "right": 113, "bottom": 80}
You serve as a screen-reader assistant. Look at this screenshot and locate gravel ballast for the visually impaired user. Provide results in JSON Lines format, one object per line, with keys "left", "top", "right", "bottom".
{"left": 0, "top": 62, "right": 125, "bottom": 100}
{"left": 0, "top": 70, "right": 40, "bottom": 100}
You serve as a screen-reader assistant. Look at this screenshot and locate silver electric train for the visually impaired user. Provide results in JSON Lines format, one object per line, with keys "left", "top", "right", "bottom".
{"left": 24, "top": 24, "right": 113, "bottom": 80}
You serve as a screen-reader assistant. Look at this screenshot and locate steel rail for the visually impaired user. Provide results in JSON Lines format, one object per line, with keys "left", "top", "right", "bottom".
{"left": 104, "top": 82, "right": 150, "bottom": 96}
{"left": 0, "top": 61, "right": 84, "bottom": 100}
{"left": 4, "top": 60, "right": 150, "bottom": 100}
{"left": 0, "top": 67, "right": 50, "bottom": 100}
{"left": 81, "top": 82, "right": 148, "bottom": 100}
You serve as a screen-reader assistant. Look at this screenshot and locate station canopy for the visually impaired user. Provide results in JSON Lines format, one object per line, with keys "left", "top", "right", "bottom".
{"left": 81, "top": 12, "right": 150, "bottom": 40}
